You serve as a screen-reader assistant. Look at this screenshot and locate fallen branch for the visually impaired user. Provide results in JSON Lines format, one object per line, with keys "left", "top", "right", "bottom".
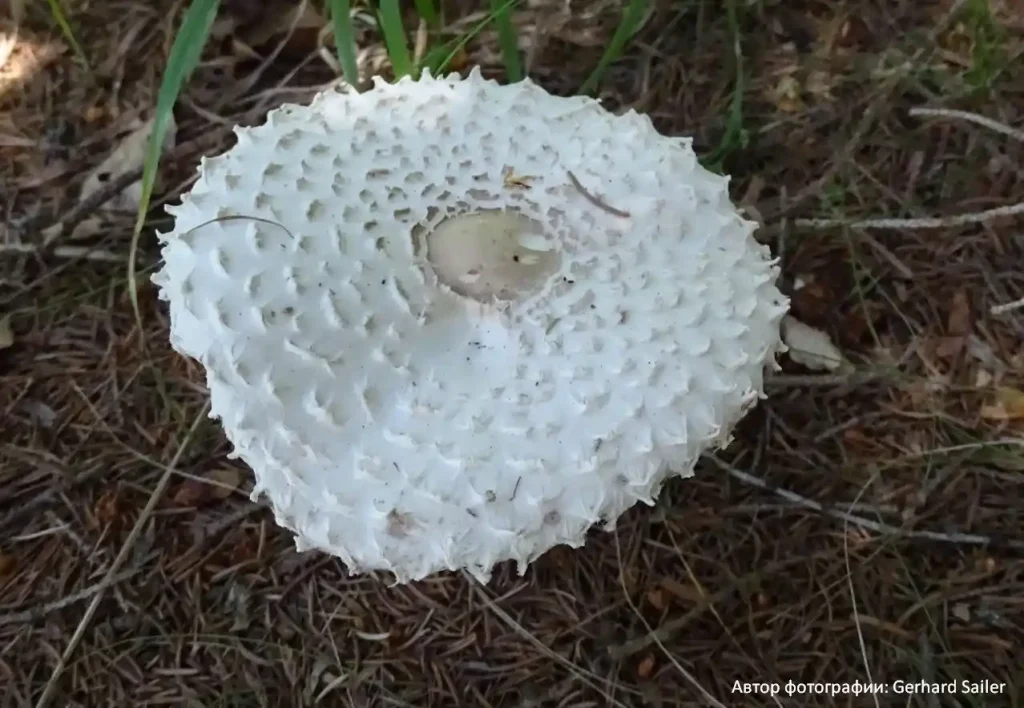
{"left": 605, "top": 448, "right": 1019, "bottom": 661}
{"left": 908, "top": 106, "right": 1024, "bottom": 144}
{"left": 765, "top": 370, "right": 890, "bottom": 388}
{"left": 708, "top": 455, "right": 1024, "bottom": 551}
{"left": 794, "top": 201, "right": 1024, "bottom": 231}
{"left": 0, "top": 243, "right": 123, "bottom": 263}
{"left": 21, "top": 130, "right": 232, "bottom": 251}
{"left": 0, "top": 570, "right": 138, "bottom": 627}
{"left": 990, "top": 295, "right": 1024, "bottom": 316}
{"left": 794, "top": 105, "right": 1024, "bottom": 231}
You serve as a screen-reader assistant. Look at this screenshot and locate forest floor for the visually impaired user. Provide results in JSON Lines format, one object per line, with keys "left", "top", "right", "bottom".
{"left": 1, "top": 1, "right": 1023, "bottom": 706}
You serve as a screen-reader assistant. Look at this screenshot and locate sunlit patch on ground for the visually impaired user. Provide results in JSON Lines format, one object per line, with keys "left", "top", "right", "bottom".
{"left": 0, "top": 27, "right": 62, "bottom": 102}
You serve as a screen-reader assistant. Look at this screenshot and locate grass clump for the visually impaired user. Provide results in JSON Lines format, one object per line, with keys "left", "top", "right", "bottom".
{"left": 579, "top": 0, "right": 647, "bottom": 94}
{"left": 128, "top": 0, "right": 220, "bottom": 331}
{"left": 701, "top": 0, "right": 747, "bottom": 173}
{"left": 37, "top": 0, "right": 645, "bottom": 328}
{"left": 961, "top": 0, "right": 1008, "bottom": 92}
{"left": 377, "top": 0, "right": 413, "bottom": 78}
{"left": 325, "top": 0, "right": 360, "bottom": 89}
{"left": 41, "top": 0, "right": 90, "bottom": 71}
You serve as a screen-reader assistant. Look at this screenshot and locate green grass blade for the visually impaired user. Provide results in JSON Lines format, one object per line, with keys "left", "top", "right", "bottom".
{"left": 325, "top": 0, "right": 360, "bottom": 89}
{"left": 413, "top": 0, "right": 439, "bottom": 28}
{"left": 43, "top": 0, "right": 91, "bottom": 71}
{"left": 424, "top": 0, "right": 523, "bottom": 76}
{"left": 579, "top": 0, "right": 647, "bottom": 94}
{"left": 702, "top": 0, "right": 748, "bottom": 172}
{"left": 417, "top": 39, "right": 460, "bottom": 76}
{"left": 963, "top": 0, "right": 1007, "bottom": 93}
{"left": 489, "top": 0, "right": 522, "bottom": 82}
{"left": 128, "top": 0, "right": 220, "bottom": 332}
{"left": 378, "top": 0, "right": 412, "bottom": 78}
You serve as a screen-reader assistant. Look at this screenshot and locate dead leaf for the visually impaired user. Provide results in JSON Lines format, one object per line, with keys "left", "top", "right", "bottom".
{"left": 223, "top": 0, "right": 264, "bottom": 25}
{"left": 939, "top": 22, "right": 973, "bottom": 61}
{"left": 740, "top": 175, "right": 765, "bottom": 206}
{"left": 934, "top": 335, "right": 966, "bottom": 360}
{"left": 208, "top": 467, "right": 243, "bottom": 499}
{"left": 660, "top": 578, "right": 705, "bottom": 604}
{"left": 229, "top": 529, "right": 260, "bottom": 565}
{"left": 0, "top": 551, "right": 16, "bottom": 577}
{"left": 805, "top": 70, "right": 836, "bottom": 101}
{"left": 171, "top": 479, "right": 207, "bottom": 507}
{"left": 303, "top": 655, "right": 333, "bottom": 704}
{"left": 447, "top": 46, "right": 470, "bottom": 72}
{"left": 967, "top": 334, "right": 1007, "bottom": 375}
{"left": 992, "top": 0, "right": 1024, "bottom": 30}
{"left": 789, "top": 272, "right": 845, "bottom": 326}
{"left": 0, "top": 314, "right": 12, "bottom": 349}
{"left": 637, "top": 654, "right": 656, "bottom": 679}
{"left": 502, "top": 165, "right": 536, "bottom": 190}
{"left": 241, "top": 1, "right": 326, "bottom": 57}
{"left": 782, "top": 316, "right": 850, "bottom": 372}
{"left": 952, "top": 603, "right": 971, "bottom": 623}
{"left": 979, "top": 387, "right": 1024, "bottom": 420}
{"left": 228, "top": 582, "right": 252, "bottom": 631}
{"left": 84, "top": 103, "right": 107, "bottom": 124}
{"left": 934, "top": 291, "right": 971, "bottom": 361}
{"left": 646, "top": 587, "right": 667, "bottom": 611}
{"left": 835, "top": 16, "right": 870, "bottom": 50}
{"left": 172, "top": 468, "right": 242, "bottom": 506}
{"left": 20, "top": 400, "right": 56, "bottom": 428}
{"left": 78, "top": 116, "right": 177, "bottom": 212}
{"left": 948, "top": 290, "right": 972, "bottom": 336}
{"left": 769, "top": 73, "right": 804, "bottom": 113}
{"left": 838, "top": 311, "right": 873, "bottom": 349}
{"left": 842, "top": 426, "right": 881, "bottom": 458}
{"left": 17, "top": 161, "right": 70, "bottom": 189}
{"left": 69, "top": 215, "right": 107, "bottom": 242}
{"left": 93, "top": 488, "right": 123, "bottom": 528}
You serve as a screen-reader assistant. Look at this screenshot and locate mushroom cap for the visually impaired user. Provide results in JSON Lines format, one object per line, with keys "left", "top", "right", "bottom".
{"left": 153, "top": 68, "right": 789, "bottom": 584}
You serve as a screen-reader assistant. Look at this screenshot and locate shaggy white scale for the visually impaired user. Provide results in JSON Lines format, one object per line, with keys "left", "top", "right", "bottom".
{"left": 153, "top": 68, "right": 790, "bottom": 584}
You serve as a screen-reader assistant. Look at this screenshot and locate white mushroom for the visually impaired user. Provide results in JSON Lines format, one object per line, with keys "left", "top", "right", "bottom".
{"left": 152, "top": 68, "right": 790, "bottom": 584}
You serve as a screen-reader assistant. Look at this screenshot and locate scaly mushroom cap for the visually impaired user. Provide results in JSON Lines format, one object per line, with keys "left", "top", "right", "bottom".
{"left": 153, "top": 68, "right": 789, "bottom": 584}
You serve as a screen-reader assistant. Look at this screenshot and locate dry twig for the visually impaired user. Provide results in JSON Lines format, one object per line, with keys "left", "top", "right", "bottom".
{"left": 908, "top": 106, "right": 1024, "bottom": 144}
{"left": 991, "top": 296, "right": 1024, "bottom": 316}
{"left": 23, "top": 131, "right": 232, "bottom": 250}
{"left": 708, "top": 456, "right": 1024, "bottom": 551}
{"left": 566, "top": 170, "right": 631, "bottom": 218}
{"left": 794, "top": 202, "right": 1024, "bottom": 231}
{"left": 795, "top": 105, "right": 1024, "bottom": 231}
{"left": 0, "top": 243, "right": 123, "bottom": 263}
{"left": 34, "top": 402, "right": 211, "bottom": 708}
{"left": 0, "top": 570, "right": 138, "bottom": 626}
